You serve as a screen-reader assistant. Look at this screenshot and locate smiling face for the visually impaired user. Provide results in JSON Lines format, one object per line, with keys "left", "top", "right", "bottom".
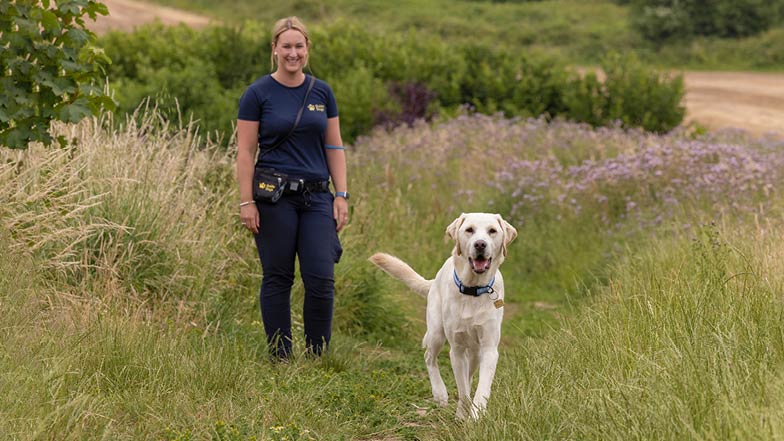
{"left": 446, "top": 213, "right": 518, "bottom": 274}
{"left": 272, "top": 29, "right": 308, "bottom": 74}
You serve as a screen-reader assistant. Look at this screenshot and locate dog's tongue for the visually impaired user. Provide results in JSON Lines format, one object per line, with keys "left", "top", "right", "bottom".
{"left": 472, "top": 258, "right": 490, "bottom": 273}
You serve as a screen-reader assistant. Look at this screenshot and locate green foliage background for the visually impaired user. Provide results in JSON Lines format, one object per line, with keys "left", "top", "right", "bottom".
{"left": 100, "top": 21, "right": 685, "bottom": 145}
{"left": 626, "top": 0, "right": 784, "bottom": 43}
{"left": 95, "top": 0, "right": 784, "bottom": 145}
{"left": 0, "top": 0, "right": 115, "bottom": 149}
{"left": 147, "top": 0, "right": 784, "bottom": 69}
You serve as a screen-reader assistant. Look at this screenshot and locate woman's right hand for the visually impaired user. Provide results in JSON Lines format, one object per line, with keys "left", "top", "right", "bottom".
{"left": 240, "top": 203, "right": 260, "bottom": 234}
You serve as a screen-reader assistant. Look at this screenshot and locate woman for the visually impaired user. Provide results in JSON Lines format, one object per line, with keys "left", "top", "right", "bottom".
{"left": 236, "top": 16, "right": 349, "bottom": 359}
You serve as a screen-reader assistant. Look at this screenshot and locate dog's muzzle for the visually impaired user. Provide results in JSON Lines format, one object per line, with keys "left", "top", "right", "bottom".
{"left": 469, "top": 256, "right": 492, "bottom": 273}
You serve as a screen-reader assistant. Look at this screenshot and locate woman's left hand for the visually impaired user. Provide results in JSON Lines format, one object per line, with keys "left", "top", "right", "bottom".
{"left": 333, "top": 197, "right": 349, "bottom": 232}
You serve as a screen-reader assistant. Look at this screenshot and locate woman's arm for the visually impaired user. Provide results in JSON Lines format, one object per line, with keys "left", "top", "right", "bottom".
{"left": 237, "top": 119, "right": 260, "bottom": 233}
{"left": 325, "top": 116, "right": 348, "bottom": 232}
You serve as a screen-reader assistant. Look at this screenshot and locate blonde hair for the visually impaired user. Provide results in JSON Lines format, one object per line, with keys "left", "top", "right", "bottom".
{"left": 270, "top": 16, "right": 310, "bottom": 71}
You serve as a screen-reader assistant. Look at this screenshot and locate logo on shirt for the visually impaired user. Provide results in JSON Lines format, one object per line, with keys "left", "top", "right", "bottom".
{"left": 308, "top": 103, "right": 325, "bottom": 112}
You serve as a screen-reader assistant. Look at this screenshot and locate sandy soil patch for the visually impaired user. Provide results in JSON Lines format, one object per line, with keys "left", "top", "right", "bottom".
{"left": 683, "top": 72, "right": 784, "bottom": 138}
{"left": 89, "top": 0, "right": 213, "bottom": 34}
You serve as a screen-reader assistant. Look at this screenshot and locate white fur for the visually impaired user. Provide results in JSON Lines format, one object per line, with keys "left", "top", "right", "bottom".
{"left": 369, "top": 213, "right": 517, "bottom": 419}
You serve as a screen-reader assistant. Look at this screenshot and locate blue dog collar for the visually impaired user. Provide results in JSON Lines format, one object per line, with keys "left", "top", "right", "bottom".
{"left": 453, "top": 270, "right": 495, "bottom": 297}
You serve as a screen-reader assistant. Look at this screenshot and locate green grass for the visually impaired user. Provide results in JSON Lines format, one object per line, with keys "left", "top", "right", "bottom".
{"left": 2, "top": 109, "right": 783, "bottom": 438}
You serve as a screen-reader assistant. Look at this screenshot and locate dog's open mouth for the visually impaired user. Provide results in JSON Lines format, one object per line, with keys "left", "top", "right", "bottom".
{"left": 469, "top": 257, "right": 492, "bottom": 274}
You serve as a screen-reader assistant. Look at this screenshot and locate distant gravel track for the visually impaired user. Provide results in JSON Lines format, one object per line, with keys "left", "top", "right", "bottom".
{"left": 90, "top": 0, "right": 212, "bottom": 34}
{"left": 91, "top": 0, "right": 784, "bottom": 139}
{"left": 683, "top": 72, "right": 784, "bottom": 138}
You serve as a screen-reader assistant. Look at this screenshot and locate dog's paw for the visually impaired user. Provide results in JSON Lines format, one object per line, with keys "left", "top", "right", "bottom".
{"left": 455, "top": 404, "right": 470, "bottom": 421}
{"left": 472, "top": 397, "right": 488, "bottom": 414}
{"left": 455, "top": 402, "right": 484, "bottom": 421}
{"left": 432, "top": 390, "right": 448, "bottom": 407}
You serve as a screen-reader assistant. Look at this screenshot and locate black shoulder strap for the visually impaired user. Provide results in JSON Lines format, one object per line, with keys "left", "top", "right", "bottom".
{"left": 258, "top": 75, "right": 316, "bottom": 160}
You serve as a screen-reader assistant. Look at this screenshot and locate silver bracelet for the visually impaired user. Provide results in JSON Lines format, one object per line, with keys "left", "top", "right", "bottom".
{"left": 239, "top": 200, "right": 255, "bottom": 207}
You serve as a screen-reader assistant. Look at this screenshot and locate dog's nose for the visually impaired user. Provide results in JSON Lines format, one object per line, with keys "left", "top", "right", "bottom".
{"left": 474, "top": 240, "right": 487, "bottom": 251}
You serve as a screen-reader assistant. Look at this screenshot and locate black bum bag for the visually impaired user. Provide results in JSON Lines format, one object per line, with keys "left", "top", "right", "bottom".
{"left": 252, "top": 167, "right": 330, "bottom": 204}
{"left": 252, "top": 167, "right": 287, "bottom": 203}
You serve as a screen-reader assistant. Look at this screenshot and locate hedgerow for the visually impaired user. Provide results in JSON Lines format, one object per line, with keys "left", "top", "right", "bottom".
{"left": 100, "top": 21, "right": 685, "bottom": 144}
{"left": 627, "top": 0, "right": 784, "bottom": 43}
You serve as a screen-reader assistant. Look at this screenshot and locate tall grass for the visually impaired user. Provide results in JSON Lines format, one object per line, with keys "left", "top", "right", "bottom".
{"left": 2, "top": 108, "right": 784, "bottom": 439}
{"left": 441, "top": 219, "right": 784, "bottom": 440}
{"left": 0, "top": 108, "right": 419, "bottom": 439}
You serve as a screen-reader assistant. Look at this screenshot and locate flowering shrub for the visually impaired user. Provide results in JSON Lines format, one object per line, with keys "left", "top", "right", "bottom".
{"left": 353, "top": 112, "right": 784, "bottom": 229}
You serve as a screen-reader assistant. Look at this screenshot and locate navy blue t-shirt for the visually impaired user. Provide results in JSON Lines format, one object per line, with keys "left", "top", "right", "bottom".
{"left": 237, "top": 74, "right": 338, "bottom": 180}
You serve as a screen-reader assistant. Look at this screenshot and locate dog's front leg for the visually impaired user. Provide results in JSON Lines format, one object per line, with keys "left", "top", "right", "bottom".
{"left": 449, "top": 345, "right": 472, "bottom": 420}
{"left": 423, "top": 330, "right": 448, "bottom": 406}
{"left": 471, "top": 346, "right": 499, "bottom": 418}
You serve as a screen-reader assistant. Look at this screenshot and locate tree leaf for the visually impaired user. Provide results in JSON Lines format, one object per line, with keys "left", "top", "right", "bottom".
{"left": 58, "top": 101, "right": 92, "bottom": 123}
{"left": 41, "top": 10, "right": 61, "bottom": 33}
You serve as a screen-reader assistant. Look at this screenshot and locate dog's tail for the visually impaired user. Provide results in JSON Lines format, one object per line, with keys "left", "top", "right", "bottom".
{"left": 368, "top": 252, "right": 432, "bottom": 297}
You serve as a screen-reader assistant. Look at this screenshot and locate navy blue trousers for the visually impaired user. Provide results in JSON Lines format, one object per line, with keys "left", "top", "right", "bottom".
{"left": 253, "top": 191, "right": 342, "bottom": 358}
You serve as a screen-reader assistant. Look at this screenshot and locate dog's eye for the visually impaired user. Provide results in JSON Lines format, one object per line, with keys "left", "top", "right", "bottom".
{"left": 465, "top": 227, "right": 474, "bottom": 234}
{"left": 488, "top": 228, "right": 497, "bottom": 234}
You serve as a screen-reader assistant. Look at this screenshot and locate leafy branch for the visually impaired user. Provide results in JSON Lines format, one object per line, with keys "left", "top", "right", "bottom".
{"left": 0, "top": 0, "right": 115, "bottom": 149}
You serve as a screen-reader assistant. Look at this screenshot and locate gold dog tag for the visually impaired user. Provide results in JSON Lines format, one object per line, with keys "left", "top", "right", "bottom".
{"left": 494, "top": 299, "right": 504, "bottom": 309}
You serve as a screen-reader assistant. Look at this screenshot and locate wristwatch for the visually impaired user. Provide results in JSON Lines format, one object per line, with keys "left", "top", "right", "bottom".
{"left": 335, "top": 191, "right": 350, "bottom": 200}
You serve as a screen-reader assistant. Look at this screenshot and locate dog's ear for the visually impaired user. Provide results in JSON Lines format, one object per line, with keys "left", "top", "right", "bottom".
{"left": 445, "top": 214, "right": 466, "bottom": 256}
{"left": 496, "top": 215, "right": 518, "bottom": 257}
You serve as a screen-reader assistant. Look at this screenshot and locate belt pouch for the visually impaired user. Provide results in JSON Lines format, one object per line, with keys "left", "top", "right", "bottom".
{"left": 252, "top": 167, "right": 287, "bottom": 203}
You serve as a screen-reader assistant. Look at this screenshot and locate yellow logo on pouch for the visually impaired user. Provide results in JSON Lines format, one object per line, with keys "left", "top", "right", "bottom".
{"left": 259, "top": 183, "right": 276, "bottom": 192}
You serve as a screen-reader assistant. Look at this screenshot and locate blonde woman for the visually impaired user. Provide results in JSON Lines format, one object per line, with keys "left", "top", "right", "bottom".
{"left": 236, "top": 16, "right": 348, "bottom": 359}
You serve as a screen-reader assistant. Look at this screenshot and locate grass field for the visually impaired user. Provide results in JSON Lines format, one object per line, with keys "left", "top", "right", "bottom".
{"left": 2, "top": 107, "right": 783, "bottom": 439}
{"left": 5, "top": 0, "right": 784, "bottom": 438}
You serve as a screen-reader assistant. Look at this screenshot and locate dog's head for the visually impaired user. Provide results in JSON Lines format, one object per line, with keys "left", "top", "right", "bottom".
{"left": 445, "top": 213, "right": 518, "bottom": 274}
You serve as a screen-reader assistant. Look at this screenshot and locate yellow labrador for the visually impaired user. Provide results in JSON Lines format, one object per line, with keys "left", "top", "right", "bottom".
{"left": 369, "top": 212, "right": 517, "bottom": 419}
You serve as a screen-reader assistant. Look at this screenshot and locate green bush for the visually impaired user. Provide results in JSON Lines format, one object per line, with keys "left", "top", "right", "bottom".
{"left": 630, "top": 0, "right": 784, "bottom": 43}
{"left": 565, "top": 52, "right": 684, "bottom": 133}
{"left": 100, "top": 21, "right": 685, "bottom": 145}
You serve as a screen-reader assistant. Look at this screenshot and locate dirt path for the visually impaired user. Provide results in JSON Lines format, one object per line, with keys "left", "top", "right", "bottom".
{"left": 90, "top": 0, "right": 213, "bottom": 34}
{"left": 683, "top": 72, "right": 783, "bottom": 138}
{"left": 91, "top": 0, "right": 783, "bottom": 138}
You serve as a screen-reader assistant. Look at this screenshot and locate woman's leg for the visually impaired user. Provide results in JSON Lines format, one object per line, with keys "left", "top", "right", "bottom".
{"left": 255, "top": 198, "right": 299, "bottom": 359}
{"left": 297, "top": 193, "right": 342, "bottom": 355}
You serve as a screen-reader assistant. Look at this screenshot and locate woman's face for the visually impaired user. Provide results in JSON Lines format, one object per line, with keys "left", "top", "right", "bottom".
{"left": 274, "top": 29, "right": 308, "bottom": 74}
